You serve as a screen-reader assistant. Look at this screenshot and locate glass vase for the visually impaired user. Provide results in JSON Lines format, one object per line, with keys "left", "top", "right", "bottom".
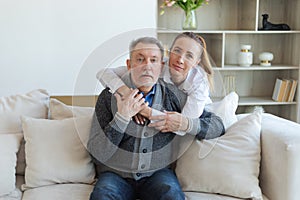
{"left": 182, "top": 9, "right": 197, "bottom": 30}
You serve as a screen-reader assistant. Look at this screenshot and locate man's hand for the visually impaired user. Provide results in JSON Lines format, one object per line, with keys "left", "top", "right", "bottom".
{"left": 134, "top": 113, "right": 147, "bottom": 125}
{"left": 114, "top": 89, "right": 147, "bottom": 121}
{"left": 148, "top": 111, "right": 188, "bottom": 132}
{"left": 134, "top": 106, "right": 152, "bottom": 125}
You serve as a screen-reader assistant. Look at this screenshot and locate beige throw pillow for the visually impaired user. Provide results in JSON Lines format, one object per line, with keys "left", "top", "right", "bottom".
{"left": 0, "top": 133, "right": 22, "bottom": 196}
{"left": 205, "top": 92, "right": 239, "bottom": 130}
{"left": 176, "top": 111, "right": 263, "bottom": 200}
{"left": 49, "top": 98, "right": 94, "bottom": 120}
{"left": 0, "top": 89, "right": 49, "bottom": 134}
{"left": 21, "top": 116, "right": 95, "bottom": 190}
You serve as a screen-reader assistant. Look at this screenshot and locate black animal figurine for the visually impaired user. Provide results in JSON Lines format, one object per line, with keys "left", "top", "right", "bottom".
{"left": 260, "top": 14, "right": 291, "bottom": 30}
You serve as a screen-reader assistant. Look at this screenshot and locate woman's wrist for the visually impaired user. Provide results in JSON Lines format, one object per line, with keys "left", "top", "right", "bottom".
{"left": 180, "top": 116, "right": 189, "bottom": 132}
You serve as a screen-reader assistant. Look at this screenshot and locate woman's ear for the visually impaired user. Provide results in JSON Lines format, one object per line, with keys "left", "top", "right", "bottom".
{"left": 197, "top": 58, "right": 202, "bottom": 66}
{"left": 126, "top": 59, "right": 131, "bottom": 70}
{"left": 160, "top": 61, "right": 165, "bottom": 73}
{"left": 196, "top": 50, "right": 203, "bottom": 66}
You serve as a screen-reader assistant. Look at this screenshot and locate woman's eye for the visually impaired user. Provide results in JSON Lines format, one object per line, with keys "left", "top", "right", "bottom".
{"left": 186, "top": 54, "right": 194, "bottom": 60}
{"left": 173, "top": 49, "right": 181, "bottom": 54}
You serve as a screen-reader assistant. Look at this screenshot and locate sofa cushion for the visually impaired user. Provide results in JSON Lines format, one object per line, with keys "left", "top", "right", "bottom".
{"left": 0, "top": 188, "right": 22, "bottom": 200}
{"left": 176, "top": 111, "right": 263, "bottom": 199}
{"left": 184, "top": 192, "right": 246, "bottom": 200}
{"left": 184, "top": 192, "right": 270, "bottom": 200}
{"left": 21, "top": 116, "right": 95, "bottom": 190}
{"left": 0, "top": 175, "right": 24, "bottom": 200}
{"left": 205, "top": 91, "right": 238, "bottom": 130}
{"left": 0, "top": 134, "right": 22, "bottom": 197}
{"left": 49, "top": 98, "right": 94, "bottom": 120}
{"left": 22, "top": 184, "right": 93, "bottom": 200}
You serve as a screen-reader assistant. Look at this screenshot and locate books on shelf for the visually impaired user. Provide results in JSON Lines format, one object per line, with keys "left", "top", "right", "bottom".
{"left": 272, "top": 78, "right": 298, "bottom": 102}
{"left": 288, "top": 79, "right": 298, "bottom": 102}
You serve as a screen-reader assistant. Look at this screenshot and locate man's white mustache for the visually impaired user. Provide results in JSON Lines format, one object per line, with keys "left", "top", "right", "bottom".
{"left": 141, "top": 71, "right": 153, "bottom": 77}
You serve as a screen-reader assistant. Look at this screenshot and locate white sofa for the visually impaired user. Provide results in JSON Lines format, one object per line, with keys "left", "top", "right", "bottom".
{"left": 1, "top": 89, "right": 300, "bottom": 200}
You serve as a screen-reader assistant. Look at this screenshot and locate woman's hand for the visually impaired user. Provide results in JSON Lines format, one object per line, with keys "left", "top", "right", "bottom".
{"left": 148, "top": 111, "right": 188, "bottom": 132}
{"left": 114, "top": 89, "right": 147, "bottom": 121}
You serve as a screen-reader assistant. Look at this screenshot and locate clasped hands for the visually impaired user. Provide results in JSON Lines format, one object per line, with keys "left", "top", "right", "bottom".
{"left": 114, "top": 87, "right": 188, "bottom": 133}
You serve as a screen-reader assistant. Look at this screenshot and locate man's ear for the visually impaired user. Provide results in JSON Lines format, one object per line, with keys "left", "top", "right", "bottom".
{"left": 126, "top": 59, "right": 131, "bottom": 70}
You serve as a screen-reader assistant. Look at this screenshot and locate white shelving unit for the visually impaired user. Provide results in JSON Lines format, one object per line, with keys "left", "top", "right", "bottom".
{"left": 157, "top": 0, "right": 300, "bottom": 122}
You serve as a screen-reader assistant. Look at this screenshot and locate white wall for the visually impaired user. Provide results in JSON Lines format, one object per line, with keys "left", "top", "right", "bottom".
{"left": 0, "top": 0, "right": 157, "bottom": 96}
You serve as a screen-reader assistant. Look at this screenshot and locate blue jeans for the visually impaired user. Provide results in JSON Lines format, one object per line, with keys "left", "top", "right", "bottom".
{"left": 89, "top": 168, "right": 185, "bottom": 200}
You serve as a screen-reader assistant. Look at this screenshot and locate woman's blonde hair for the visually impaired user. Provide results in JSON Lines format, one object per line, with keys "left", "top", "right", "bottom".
{"left": 170, "top": 32, "right": 214, "bottom": 91}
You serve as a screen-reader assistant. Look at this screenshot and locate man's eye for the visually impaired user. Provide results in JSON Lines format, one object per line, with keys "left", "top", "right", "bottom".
{"left": 137, "top": 58, "right": 144, "bottom": 63}
{"left": 151, "top": 58, "right": 158, "bottom": 63}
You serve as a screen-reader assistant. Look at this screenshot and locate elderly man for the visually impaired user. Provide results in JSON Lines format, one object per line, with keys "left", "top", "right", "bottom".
{"left": 88, "top": 37, "right": 224, "bottom": 200}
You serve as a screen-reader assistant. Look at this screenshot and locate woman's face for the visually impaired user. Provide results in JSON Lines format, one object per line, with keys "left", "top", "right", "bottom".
{"left": 169, "top": 37, "right": 202, "bottom": 85}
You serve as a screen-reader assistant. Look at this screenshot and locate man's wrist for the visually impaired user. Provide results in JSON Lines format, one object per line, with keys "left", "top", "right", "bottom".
{"left": 110, "top": 112, "right": 130, "bottom": 133}
{"left": 140, "top": 107, "right": 152, "bottom": 118}
{"left": 116, "top": 85, "right": 131, "bottom": 97}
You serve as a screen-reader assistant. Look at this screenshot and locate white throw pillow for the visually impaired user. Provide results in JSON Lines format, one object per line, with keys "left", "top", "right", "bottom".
{"left": 205, "top": 92, "right": 239, "bottom": 130}
{"left": 49, "top": 98, "right": 94, "bottom": 120}
{"left": 0, "top": 133, "right": 22, "bottom": 196}
{"left": 176, "top": 111, "right": 263, "bottom": 200}
{"left": 0, "top": 89, "right": 49, "bottom": 176}
{"left": 0, "top": 89, "right": 49, "bottom": 134}
{"left": 21, "top": 116, "right": 95, "bottom": 190}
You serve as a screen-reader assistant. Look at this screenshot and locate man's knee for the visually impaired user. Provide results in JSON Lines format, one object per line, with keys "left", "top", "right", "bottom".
{"left": 141, "top": 168, "right": 185, "bottom": 200}
{"left": 90, "top": 172, "right": 134, "bottom": 200}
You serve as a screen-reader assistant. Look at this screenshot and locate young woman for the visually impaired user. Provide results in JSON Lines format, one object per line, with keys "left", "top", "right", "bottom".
{"left": 97, "top": 32, "right": 214, "bottom": 134}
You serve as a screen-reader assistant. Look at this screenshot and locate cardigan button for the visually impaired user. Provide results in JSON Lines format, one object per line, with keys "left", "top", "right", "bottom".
{"left": 142, "top": 149, "right": 147, "bottom": 153}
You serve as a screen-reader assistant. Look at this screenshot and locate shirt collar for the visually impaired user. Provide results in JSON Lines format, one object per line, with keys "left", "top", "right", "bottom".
{"left": 139, "top": 84, "right": 156, "bottom": 107}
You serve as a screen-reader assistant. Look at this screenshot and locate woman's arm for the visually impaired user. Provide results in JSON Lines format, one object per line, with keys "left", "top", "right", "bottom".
{"left": 148, "top": 110, "right": 225, "bottom": 139}
{"left": 97, "top": 66, "right": 155, "bottom": 124}
{"left": 96, "top": 66, "right": 129, "bottom": 94}
{"left": 178, "top": 67, "right": 211, "bottom": 118}
{"left": 188, "top": 110, "right": 225, "bottom": 140}
{"left": 143, "top": 67, "right": 211, "bottom": 134}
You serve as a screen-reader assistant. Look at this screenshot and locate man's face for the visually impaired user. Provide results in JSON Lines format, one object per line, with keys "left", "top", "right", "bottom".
{"left": 127, "top": 42, "right": 163, "bottom": 93}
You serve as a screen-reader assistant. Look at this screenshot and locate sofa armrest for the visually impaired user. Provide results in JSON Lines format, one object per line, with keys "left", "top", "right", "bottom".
{"left": 259, "top": 113, "right": 300, "bottom": 200}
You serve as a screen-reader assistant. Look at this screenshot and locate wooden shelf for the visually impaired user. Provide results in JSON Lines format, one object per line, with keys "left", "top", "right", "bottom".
{"left": 157, "top": 0, "right": 300, "bottom": 122}
{"left": 157, "top": 29, "right": 300, "bottom": 34}
{"left": 238, "top": 96, "right": 297, "bottom": 106}
{"left": 211, "top": 96, "right": 297, "bottom": 106}
{"left": 215, "top": 65, "right": 299, "bottom": 71}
